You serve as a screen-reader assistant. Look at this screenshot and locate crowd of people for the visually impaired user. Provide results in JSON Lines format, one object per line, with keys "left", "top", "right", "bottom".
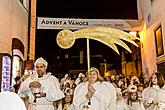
{"left": 1, "top": 57, "right": 165, "bottom": 110}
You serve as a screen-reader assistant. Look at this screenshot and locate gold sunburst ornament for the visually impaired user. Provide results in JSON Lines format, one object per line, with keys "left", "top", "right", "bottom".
{"left": 56, "top": 27, "right": 139, "bottom": 77}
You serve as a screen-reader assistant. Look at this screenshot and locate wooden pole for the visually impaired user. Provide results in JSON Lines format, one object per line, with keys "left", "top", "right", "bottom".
{"left": 87, "top": 38, "right": 90, "bottom": 81}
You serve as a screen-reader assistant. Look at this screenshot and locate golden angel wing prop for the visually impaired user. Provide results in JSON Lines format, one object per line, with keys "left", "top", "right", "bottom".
{"left": 56, "top": 27, "right": 139, "bottom": 54}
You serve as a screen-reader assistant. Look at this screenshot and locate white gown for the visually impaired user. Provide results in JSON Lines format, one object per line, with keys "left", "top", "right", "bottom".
{"left": 18, "top": 72, "right": 65, "bottom": 110}
{"left": 0, "top": 91, "right": 26, "bottom": 110}
{"left": 72, "top": 81, "right": 116, "bottom": 110}
{"left": 142, "top": 85, "right": 165, "bottom": 110}
{"left": 116, "top": 99, "right": 128, "bottom": 110}
{"left": 128, "top": 101, "right": 145, "bottom": 110}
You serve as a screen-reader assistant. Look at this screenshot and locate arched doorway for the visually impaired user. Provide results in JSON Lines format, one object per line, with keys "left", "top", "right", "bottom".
{"left": 12, "top": 38, "right": 24, "bottom": 85}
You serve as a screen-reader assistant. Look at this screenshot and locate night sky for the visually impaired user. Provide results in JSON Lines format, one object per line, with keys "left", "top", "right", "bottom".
{"left": 35, "top": 0, "right": 138, "bottom": 77}
{"left": 36, "top": 0, "right": 138, "bottom": 19}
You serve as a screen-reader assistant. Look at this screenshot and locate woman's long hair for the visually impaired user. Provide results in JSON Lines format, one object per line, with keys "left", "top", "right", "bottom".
{"left": 150, "top": 72, "right": 165, "bottom": 88}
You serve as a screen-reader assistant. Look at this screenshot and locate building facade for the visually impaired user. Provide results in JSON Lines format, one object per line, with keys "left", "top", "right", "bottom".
{"left": 0, "top": 0, "right": 29, "bottom": 88}
{"left": 138, "top": 0, "right": 165, "bottom": 79}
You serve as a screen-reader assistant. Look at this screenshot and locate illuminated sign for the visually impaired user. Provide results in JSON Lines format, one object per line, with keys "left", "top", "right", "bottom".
{"left": 37, "top": 17, "right": 142, "bottom": 31}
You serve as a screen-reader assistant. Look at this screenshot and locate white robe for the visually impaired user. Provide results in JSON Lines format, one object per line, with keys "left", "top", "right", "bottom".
{"left": 18, "top": 72, "right": 65, "bottom": 110}
{"left": 72, "top": 81, "right": 116, "bottom": 110}
{"left": 142, "top": 85, "right": 165, "bottom": 110}
{"left": 128, "top": 101, "right": 145, "bottom": 110}
{"left": 116, "top": 99, "right": 128, "bottom": 110}
{"left": 0, "top": 91, "right": 26, "bottom": 110}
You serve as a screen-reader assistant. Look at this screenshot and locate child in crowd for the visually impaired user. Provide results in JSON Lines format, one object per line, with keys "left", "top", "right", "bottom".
{"left": 122, "top": 89, "right": 129, "bottom": 102}
{"left": 127, "top": 85, "right": 145, "bottom": 110}
{"left": 137, "top": 83, "right": 144, "bottom": 101}
{"left": 116, "top": 88, "right": 128, "bottom": 110}
{"left": 62, "top": 89, "right": 73, "bottom": 110}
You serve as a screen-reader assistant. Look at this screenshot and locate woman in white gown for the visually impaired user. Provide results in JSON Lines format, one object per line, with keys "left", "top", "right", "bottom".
{"left": 142, "top": 72, "right": 165, "bottom": 110}
{"left": 71, "top": 67, "right": 116, "bottom": 110}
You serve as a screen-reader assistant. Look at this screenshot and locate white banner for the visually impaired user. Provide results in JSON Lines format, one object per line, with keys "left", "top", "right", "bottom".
{"left": 37, "top": 17, "right": 142, "bottom": 30}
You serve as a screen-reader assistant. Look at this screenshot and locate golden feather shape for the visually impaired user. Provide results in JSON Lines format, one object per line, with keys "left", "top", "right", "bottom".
{"left": 56, "top": 27, "right": 138, "bottom": 54}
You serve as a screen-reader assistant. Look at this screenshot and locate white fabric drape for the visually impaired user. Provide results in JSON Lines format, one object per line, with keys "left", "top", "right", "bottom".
{"left": 0, "top": 91, "right": 26, "bottom": 110}
{"left": 72, "top": 81, "right": 116, "bottom": 110}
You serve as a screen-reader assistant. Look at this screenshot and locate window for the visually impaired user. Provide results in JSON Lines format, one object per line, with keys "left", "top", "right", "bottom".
{"left": 154, "top": 25, "right": 164, "bottom": 57}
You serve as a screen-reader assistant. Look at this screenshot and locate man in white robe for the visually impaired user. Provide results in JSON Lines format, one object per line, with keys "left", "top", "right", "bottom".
{"left": 18, "top": 57, "right": 65, "bottom": 110}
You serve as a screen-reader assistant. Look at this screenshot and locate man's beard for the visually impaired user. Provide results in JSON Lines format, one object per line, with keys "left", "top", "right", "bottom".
{"left": 37, "top": 71, "right": 44, "bottom": 77}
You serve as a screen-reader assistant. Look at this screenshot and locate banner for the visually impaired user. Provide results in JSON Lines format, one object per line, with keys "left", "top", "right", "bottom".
{"left": 37, "top": 17, "right": 142, "bottom": 30}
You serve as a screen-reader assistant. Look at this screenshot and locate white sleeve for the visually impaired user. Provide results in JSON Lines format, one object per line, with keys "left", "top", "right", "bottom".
{"left": 142, "top": 87, "right": 150, "bottom": 107}
{"left": 72, "top": 83, "right": 88, "bottom": 109}
{"left": 18, "top": 77, "right": 31, "bottom": 97}
{"left": 108, "top": 84, "right": 116, "bottom": 110}
{"left": 93, "top": 82, "right": 116, "bottom": 110}
{"left": 44, "top": 76, "right": 65, "bottom": 101}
